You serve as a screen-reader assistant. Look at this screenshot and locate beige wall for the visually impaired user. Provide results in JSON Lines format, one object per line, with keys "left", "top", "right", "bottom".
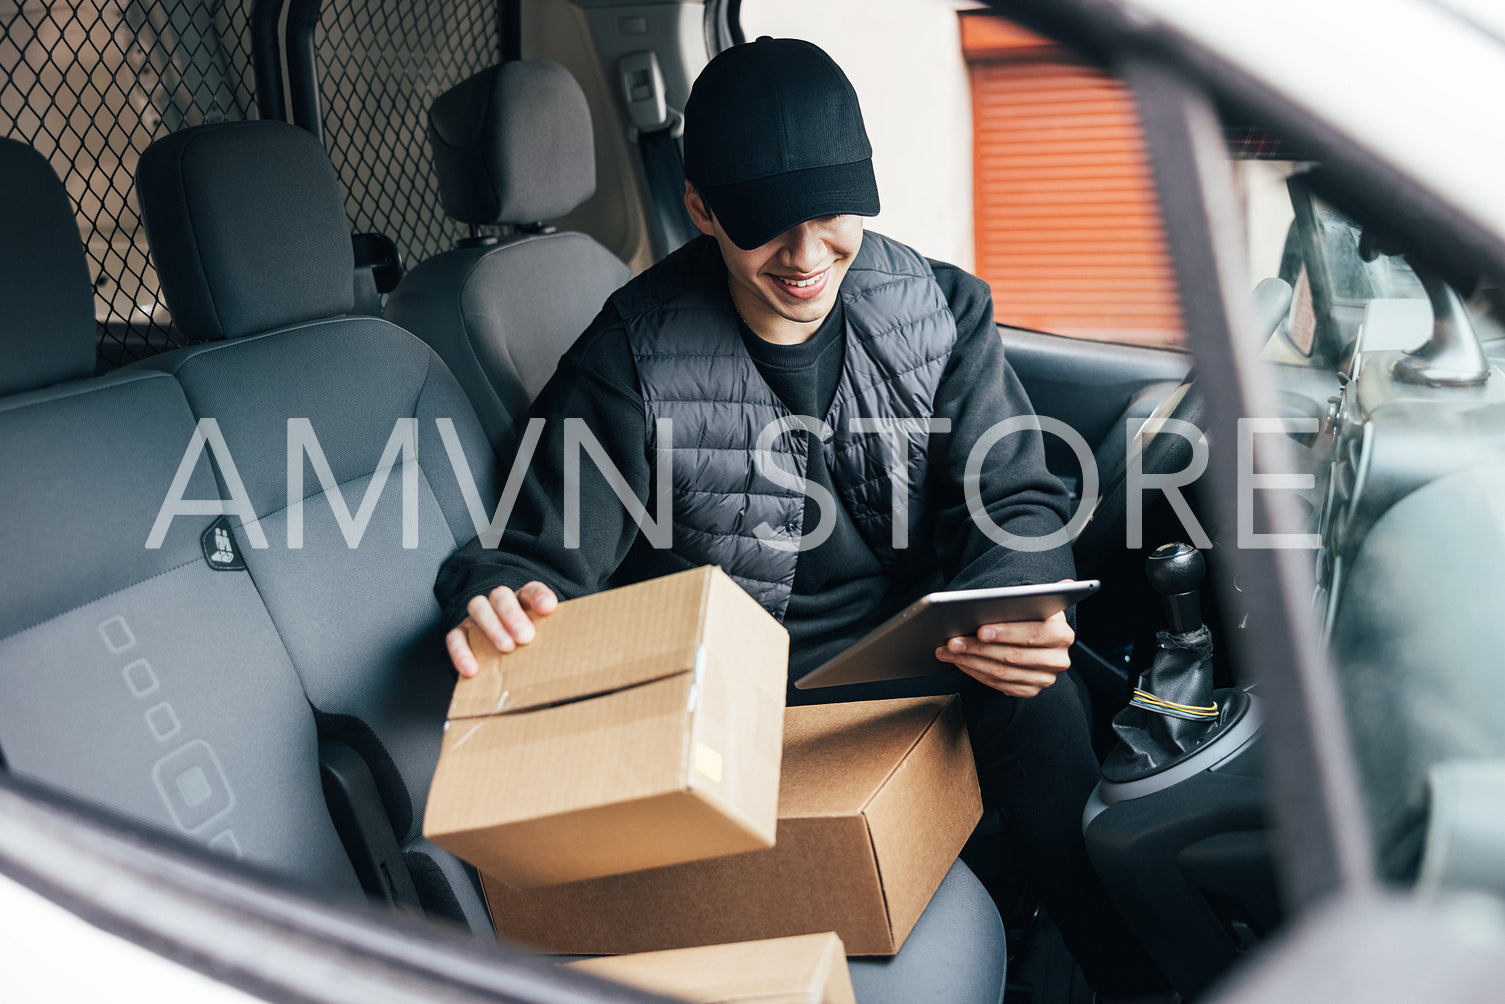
{"left": 1239, "top": 160, "right": 1298, "bottom": 281}
{"left": 739, "top": 0, "right": 976, "bottom": 270}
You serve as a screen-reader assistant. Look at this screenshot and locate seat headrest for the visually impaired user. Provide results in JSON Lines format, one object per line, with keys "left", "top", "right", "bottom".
{"left": 0, "top": 139, "right": 98, "bottom": 396}
{"left": 135, "top": 121, "right": 355, "bottom": 341}
{"left": 428, "top": 61, "right": 596, "bottom": 227}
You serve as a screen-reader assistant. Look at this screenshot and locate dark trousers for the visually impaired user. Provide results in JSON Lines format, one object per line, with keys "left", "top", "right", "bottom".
{"left": 959, "top": 674, "right": 1166, "bottom": 996}
{"left": 790, "top": 669, "right": 1165, "bottom": 996}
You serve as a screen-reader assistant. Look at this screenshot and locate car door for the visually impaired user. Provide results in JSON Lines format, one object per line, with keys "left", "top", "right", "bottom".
{"left": 735, "top": 0, "right": 1193, "bottom": 505}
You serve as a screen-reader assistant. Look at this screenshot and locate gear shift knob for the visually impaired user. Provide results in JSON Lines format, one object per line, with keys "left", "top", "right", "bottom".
{"left": 1147, "top": 542, "right": 1204, "bottom": 632}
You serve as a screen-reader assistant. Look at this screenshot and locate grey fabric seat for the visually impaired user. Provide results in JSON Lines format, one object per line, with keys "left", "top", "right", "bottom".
{"left": 130, "top": 120, "right": 501, "bottom": 931}
{"left": 384, "top": 60, "right": 633, "bottom": 450}
{"left": 849, "top": 860, "right": 1007, "bottom": 1004}
{"left": 0, "top": 137, "right": 363, "bottom": 897}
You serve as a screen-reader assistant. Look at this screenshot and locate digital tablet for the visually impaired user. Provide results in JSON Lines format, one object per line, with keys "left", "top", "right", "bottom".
{"left": 793, "top": 580, "right": 1100, "bottom": 690}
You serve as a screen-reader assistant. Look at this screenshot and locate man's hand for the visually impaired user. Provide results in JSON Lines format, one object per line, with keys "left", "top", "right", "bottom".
{"left": 935, "top": 608, "right": 1074, "bottom": 698}
{"left": 445, "top": 581, "right": 559, "bottom": 678}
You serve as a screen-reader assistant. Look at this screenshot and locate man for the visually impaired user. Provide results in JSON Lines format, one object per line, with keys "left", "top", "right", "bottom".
{"left": 436, "top": 36, "right": 1164, "bottom": 1000}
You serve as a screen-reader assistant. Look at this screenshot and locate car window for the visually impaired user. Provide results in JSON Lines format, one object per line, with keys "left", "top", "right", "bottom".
{"left": 1284, "top": 180, "right": 1501, "bottom": 364}
{"left": 739, "top": 1, "right": 1188, "bottom": 349}
{"left": 1242, "top": 155, "right": 1505, "bottom": 886}
{"left": 0, "top": 0, "right": 500, "bottom": 372}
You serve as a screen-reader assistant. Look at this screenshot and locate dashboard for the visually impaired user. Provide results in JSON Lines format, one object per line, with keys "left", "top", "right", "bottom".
{"left": 1316, "top": 299, "right": 1505, "bottom": 635}
{"left": 1314, "top": 293, "right": 1505, "bottom": 881}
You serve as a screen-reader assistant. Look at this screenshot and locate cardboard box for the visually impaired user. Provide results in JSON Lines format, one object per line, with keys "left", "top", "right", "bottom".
{"left": 423, "top": 566, "right": 788, "bottom": 887}
{"left": 565, "top": 933, "right": 857, "bottom": 1004}
{"left": 485, "top": 695, "right": 982, "bottom": 955}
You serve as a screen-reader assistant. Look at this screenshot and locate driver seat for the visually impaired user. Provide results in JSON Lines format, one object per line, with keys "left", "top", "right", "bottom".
{"left": 385, "top": 60, "right": 633, "bottom": 452}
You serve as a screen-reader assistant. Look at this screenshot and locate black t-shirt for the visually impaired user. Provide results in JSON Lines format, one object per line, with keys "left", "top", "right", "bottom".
{"left": 434, "top": 241, "right": 1075, "bottom": 683}
{"left": 736, "top": 303, "right": 882, "bottom": 590}
{"left": 735, "top": 304, "right": 894, "bottom": 670}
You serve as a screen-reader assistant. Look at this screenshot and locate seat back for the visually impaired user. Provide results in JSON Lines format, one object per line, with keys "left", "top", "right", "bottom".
{"left": 130, "top": 120, "right": 501, "bottom": 927}
{"left": 0, "top": 137, "right": 362, "bottom": 895}
{"left": 385, "top": 60, "right": 633, "bottom": 449}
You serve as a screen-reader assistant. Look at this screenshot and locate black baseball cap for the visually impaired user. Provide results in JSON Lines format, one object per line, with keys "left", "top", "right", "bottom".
{"left": 683, "top": 37, "right": 880, "bottom": 251}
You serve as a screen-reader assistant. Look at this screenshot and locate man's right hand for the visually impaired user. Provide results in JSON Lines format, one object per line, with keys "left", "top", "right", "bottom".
{"left": 445, "top": 581, "right": 559, "bottom": 677}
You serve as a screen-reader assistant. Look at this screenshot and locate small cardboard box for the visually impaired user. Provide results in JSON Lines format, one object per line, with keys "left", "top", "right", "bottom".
{"left": 423, "top": 566, "right": 788, "bottom": 888}
{"left": 565, "top": 933, "right": 857, "bottom": 1004}
{"left": 485, "top": 695, "right": 981, "bottom": 955}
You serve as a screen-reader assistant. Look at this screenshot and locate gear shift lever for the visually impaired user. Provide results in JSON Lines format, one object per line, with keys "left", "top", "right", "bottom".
{"left": 1102, "top": 543, "right": 1224, "bottom": 781}
{"left": 1147, "top": 542, "right": 1204, "bottom": 632}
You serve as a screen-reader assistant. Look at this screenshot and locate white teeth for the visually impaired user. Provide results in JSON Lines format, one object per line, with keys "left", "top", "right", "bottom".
{"left": 781, "top": 273, "right": 823, "bottom": 288}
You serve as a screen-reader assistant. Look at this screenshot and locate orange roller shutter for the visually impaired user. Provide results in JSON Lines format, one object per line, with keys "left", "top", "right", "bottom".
{"left": 961, "top": 13, "right": 1184, "bottom": 348}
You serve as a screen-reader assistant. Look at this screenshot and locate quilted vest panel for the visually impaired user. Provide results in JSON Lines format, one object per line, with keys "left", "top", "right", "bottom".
{"left": 616, "top": 233, "right": 957, "bottom": 619}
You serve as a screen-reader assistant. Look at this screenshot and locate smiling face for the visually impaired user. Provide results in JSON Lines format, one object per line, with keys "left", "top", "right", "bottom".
{"left": 686, "top": 183, "right": 865, "bottom": 345}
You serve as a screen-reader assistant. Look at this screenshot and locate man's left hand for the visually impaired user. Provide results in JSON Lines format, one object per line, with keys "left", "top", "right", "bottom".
{"left": 935, "top": 608, "right": 1075, "bottom": 698}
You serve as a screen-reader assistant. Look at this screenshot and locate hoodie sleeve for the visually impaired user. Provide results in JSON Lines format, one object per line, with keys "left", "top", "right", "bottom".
{"left": 925, "top": 260, "right": 1078, "bottom": 595}
{"left": 433, "top": 308, "right": 653, "bottom": 631}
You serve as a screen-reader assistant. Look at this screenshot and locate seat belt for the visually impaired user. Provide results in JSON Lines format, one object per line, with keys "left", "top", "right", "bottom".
{"left": 619, "top": 49, "right": 697, "bottom": 256}
{"left": 638, "top": 128, "right": 697, "bottom": 253}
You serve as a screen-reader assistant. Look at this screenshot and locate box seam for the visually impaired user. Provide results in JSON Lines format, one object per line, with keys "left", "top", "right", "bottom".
{"left": 448, "top": 666, "right": 693, "bottom": 721}
{"left": 679, "top": 570, "right": 716, "bottom": 787}
{"left": 813, "top": 934, "right": 841, "bottom": 999}
{"left": 434, "top": 783, "right": 706, "bottom": 838}
{"left": 857, "top": 701, "right": 946, "bottom": 814}
{"left": 860, "top": 814, "right": 897, "bottom": 952}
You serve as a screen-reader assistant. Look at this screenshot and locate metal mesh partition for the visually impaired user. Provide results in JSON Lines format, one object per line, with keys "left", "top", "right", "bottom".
{"left": 1, "top": 0, "right": 500, "bottom": 374}
{"left": 317, "top": 0, "right": 500, "bottom": 274}
{"left": 0, "top": 0, "right": 257, "bottom": 371}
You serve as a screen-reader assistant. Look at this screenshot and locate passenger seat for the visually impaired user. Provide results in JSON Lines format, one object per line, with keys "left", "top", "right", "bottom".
{"left": 385, "top": 61, "right": 633, "bottom": 451}
{"left": 130, "top": 120, "right": 501, "bottom": 931}
{"left": 0, "top": 136, "right": 364, "bottom": 897}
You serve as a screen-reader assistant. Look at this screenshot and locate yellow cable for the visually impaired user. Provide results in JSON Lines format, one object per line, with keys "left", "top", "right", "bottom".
{"left": 1132, "top": 688, "right": 1219, "bottom": 715}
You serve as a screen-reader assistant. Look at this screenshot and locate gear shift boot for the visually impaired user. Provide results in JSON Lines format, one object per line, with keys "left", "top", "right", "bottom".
{"left": 1103, "top": 543, "right": 1232, "bottom": 782}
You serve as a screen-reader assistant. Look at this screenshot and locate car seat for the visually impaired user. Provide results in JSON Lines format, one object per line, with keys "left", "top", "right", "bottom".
{"left": 130, "top": 120, "right": 503, "bottom": 932}
{"left": 0, "top": 135, "right": 365, "bottom": 898}
{"left": 385, "top": 60, "right": 633, "bottom": 451}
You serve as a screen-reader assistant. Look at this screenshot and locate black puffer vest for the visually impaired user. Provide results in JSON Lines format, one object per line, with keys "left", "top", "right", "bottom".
{"left": 615, "top": 233, "right": 957, "bottom": 619}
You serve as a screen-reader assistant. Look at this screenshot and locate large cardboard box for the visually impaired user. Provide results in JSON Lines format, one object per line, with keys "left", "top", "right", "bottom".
{"left": 423, "top": 566, "right": 788, "bottom": 888}
{"left": 565, "top": 933, "right": 857, "bottom": 1004}
{"left": 485, "top": 695, "right": 982, "bottom": 955}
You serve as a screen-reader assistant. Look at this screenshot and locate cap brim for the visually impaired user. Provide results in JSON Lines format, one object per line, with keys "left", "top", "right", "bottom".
{"left": 696, "top": 159, "right": 880, "bottom": 251}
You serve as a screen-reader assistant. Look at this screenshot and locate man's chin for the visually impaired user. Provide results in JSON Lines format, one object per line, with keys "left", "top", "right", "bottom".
{"left": 768, "top": 291, "right": 837, "bottom": 325}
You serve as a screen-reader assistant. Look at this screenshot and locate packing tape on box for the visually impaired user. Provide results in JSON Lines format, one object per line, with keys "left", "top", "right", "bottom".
{"left": 693, "top": 742, "right": 724, "bottom": 783}
{"left": 686, "top": 644, "right": 706, "bottom": 713}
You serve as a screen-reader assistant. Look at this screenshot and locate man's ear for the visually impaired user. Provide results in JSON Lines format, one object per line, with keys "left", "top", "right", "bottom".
{"left": 684, "top": 182, "right": 718, "bottom": 238}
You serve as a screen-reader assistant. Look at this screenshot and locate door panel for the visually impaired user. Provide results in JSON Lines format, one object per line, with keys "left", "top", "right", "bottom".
{"left": 1000, "top": 324, "right": 1191, "bottom": 489}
